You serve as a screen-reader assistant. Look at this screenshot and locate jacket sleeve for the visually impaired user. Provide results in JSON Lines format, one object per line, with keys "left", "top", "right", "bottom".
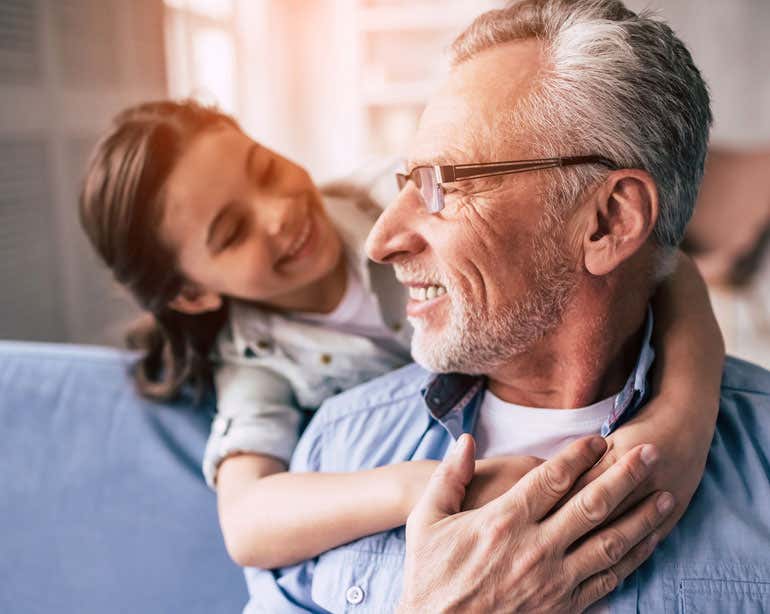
{"left": 202, "top": 362, "right": 300, "bottom": 489}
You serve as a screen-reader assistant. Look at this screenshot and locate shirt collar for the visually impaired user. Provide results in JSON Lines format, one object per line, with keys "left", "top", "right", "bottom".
{"left": 420, "top": 305, "right": 656, "bottom": 440}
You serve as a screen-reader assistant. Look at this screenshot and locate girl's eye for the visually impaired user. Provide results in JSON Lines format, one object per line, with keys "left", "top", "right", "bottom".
{"left": 216, "top": 218, "right": 244, "bottom": 252}
{"left": 224, "top": 223, "right": 245, "bottom": 249}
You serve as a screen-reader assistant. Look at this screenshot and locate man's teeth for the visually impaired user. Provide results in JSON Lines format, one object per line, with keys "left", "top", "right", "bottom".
{"left": 408, "top": 285, "right": 447, "bottom": 301}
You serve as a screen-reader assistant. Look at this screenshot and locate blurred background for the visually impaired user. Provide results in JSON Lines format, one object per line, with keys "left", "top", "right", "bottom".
{"left": 0, "top": 0, "right": 768, "bottom": 367}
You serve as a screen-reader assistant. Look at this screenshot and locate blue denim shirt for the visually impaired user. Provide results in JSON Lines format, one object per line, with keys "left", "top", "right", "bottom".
{"left": 244, "top": 319, "right": 770, "bottom": 613}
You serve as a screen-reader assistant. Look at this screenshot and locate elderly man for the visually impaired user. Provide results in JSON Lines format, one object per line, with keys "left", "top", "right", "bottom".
{"left": 248, "top": 0, "right": 770, "bottom": 612}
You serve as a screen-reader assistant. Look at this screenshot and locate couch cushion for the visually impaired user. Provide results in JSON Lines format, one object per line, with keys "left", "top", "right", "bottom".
{"left": 0, "top": 341, "right": 247, "bottom": 614}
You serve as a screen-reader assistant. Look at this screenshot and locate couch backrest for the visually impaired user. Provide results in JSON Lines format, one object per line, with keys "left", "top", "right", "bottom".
{"left": 0, "top": 342, "right": 247, "bottom": 614}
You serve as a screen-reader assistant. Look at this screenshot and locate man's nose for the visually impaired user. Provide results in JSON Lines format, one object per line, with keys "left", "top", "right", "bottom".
{"left": 365, "top": 186, "right": 426, "bottom": 263}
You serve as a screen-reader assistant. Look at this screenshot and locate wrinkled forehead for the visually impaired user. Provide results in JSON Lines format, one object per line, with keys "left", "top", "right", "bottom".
{"left": 407, "top": 38, "right": 544, "bottom": 168}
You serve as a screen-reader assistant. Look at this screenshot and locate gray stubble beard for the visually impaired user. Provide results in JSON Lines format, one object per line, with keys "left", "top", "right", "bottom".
{"left": 410, "top": 218, "right": 577, "bottom": 374}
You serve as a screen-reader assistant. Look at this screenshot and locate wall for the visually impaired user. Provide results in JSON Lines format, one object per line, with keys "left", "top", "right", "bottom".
{"left": 0, "top": 0, "right": 166, "bottom": 344}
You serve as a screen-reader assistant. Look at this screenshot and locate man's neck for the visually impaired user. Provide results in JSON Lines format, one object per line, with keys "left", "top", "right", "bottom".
{"left": 486, "top": 278, "right": 649, "bottom": 409}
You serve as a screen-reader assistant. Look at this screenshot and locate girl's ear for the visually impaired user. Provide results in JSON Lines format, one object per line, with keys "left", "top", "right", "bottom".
{"left": 167, "top": 285, "right": 223, "bottom": 315}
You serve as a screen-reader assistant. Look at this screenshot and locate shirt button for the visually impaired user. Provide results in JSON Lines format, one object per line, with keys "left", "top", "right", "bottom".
{"left": 345, "top": 585, "right": 364, "bottom": 605}
{"left": 256, "top": 340, "right": 272, "bottom": 351}
{"left": 320, "top": 353, "right": 332, "bottom": 365}
{"left": 244, "top": 347, "right": 257, "bottom": 358}
{"left": 391, "top": 322, "right": 403, "bottom": 332}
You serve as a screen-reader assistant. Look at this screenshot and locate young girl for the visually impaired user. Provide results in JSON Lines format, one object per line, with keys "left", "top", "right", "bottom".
{"left": 79, "top": 99, "right": 724, "bottom": 570}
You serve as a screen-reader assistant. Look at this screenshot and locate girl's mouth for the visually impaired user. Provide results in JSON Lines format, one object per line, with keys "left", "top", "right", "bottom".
{"left": 276, "top": 213, "right": 316, "bottom": 268}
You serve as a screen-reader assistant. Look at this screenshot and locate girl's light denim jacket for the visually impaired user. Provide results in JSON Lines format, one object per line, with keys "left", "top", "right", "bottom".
{"left": 202, "top": 185, "right": 412, "bottom": 488}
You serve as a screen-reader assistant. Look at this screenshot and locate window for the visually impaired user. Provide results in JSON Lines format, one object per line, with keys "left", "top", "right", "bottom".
{"left": 164, "top": 0, "right": 238, "bottom": 114}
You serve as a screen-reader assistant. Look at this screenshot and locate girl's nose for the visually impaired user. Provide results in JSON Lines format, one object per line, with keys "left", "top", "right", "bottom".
{"left": 258, "top": 193, "right": 299, "bottom": 237}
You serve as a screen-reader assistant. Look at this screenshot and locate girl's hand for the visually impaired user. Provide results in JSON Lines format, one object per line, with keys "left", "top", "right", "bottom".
{"left": 463, "top": 455, "right": 545, "bottom": 511}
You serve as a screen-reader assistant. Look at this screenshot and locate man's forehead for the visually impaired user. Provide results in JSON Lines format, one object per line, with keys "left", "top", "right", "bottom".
{"left": 407, "top": 38, "right": 544, "bottom": 167}
{"left": 407, "top": 98, "right": 481, "bottom": 168}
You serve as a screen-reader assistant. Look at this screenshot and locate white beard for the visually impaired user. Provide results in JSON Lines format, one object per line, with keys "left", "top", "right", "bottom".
{"left": 407, "top": 220, "right": 577, "bottom": 374}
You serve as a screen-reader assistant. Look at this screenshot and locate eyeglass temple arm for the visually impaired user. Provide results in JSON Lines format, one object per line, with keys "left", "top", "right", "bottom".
{"left": 560, "top": 155, "right": 619, "bottom": 170}
{"left": 438, "top": 155, "right": 619, "bottom": 183}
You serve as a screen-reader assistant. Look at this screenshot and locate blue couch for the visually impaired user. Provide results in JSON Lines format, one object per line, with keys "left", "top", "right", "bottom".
{"left": 0, "top": 341, "right": 248, "bottom": 613}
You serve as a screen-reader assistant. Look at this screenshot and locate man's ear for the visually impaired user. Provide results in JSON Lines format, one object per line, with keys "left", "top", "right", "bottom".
{"left": 167, "top": 285, "right": 223, "bottom": 315}
{"left": 582, "top": 170, "right": 659, "bottom": 276}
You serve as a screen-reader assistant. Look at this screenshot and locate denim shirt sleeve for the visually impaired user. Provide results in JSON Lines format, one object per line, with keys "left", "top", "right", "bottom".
{"left": 202, "top": 362, "right": 300, "bottom": 489}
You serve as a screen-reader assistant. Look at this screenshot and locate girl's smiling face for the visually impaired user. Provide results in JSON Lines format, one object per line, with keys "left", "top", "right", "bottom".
{"left": 161, "top": 126, "right": 344, "bottom": 313}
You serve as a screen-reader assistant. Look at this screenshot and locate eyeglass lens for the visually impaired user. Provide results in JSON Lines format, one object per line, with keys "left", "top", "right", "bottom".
{"left": 395, "top": 167, "right": 442, "bottom": 213}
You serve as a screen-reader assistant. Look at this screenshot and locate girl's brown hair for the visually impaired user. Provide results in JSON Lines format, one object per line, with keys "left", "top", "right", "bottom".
{"left": 79, "top": 99, "right": 238, "bottom": 402}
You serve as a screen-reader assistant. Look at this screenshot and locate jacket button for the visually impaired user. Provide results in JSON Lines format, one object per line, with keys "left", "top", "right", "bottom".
{"left": 391, "top": 322, "right": 403, "bottom": 332}
{"left": 345, "top": 585, "right": 364, "bottom": 605}
{"left": 320, "top": 353, "right": 332, "bottom": 365}
{"left": 256, "top": 340, "right": 272, "bottom": 351}
{"left": 244, "top": 347, "right": 256, "bottom": 358}
{"left": 212, "top": 417, "right": 232, "bottom": 436}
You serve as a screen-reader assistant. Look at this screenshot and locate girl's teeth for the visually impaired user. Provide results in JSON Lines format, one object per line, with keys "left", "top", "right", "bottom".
{"left": 426, "top": 286, "right": 437, "bottom": 300}
{"left": 288, "top": 222, "right": 310, "bottom": 256}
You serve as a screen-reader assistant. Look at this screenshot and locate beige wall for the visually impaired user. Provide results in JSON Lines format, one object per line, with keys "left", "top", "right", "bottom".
{"left": 626, "top": 0, "right": 770, "bottom": 146}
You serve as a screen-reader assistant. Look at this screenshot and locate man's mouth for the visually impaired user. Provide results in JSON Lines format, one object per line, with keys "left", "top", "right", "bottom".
{"left": 401, "top": 280, "right": 450, "bottom": 318}
{"left": 407, "top": 284, "right": 447, "bottom": 302}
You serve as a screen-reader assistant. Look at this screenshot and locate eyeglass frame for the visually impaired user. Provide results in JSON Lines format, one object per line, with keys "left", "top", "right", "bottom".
{"left": 395, "top": 155, "right": 620, "bottom": 213}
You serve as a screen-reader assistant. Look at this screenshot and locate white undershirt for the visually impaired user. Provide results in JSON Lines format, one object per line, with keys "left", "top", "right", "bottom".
{"left": 475, "top": 388, "right": 614, "bottom": 614}
{"left": 294, "top": 258, "right": 397, "bottom": 343}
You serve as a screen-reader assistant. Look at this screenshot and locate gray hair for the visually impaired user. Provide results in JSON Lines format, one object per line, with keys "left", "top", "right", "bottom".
{"left": 450, "top": 0, "right": 712, "bottom": 259}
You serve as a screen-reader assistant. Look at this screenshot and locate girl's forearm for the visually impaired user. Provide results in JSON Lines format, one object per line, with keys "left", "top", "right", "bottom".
{"left": 577, "top": 252, "right": 725, "bottom": 540}
{"left": 217, "top": 454, "right": 437, "bottom": 569}
{"left": 650, "top": 250, "right": 724, "bottom": 420}
{"left": 621, "top": 249, "right": 725, "bottom": 527}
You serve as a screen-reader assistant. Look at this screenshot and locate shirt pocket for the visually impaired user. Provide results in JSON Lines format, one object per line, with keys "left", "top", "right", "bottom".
{"left": 679, "top": 578, "right": 770, "bottom": 614}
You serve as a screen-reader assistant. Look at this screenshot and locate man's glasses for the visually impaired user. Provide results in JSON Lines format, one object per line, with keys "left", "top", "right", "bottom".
{"left": 395, "top": 155, "right": 619, "bottom": 213}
